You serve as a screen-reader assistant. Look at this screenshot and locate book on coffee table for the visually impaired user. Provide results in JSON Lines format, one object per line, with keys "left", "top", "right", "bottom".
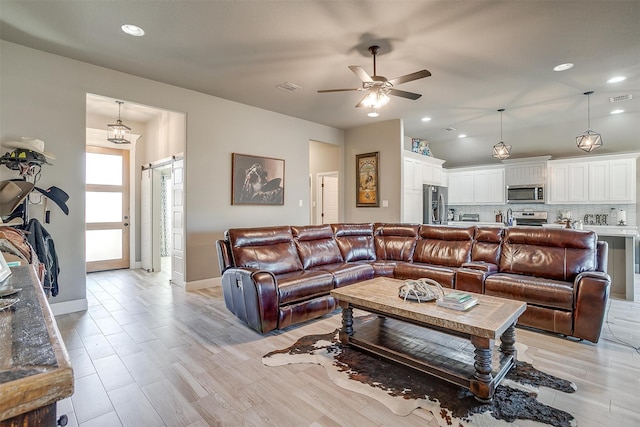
{"left": 437, "top": 294, "right": 478, "bottom": 311}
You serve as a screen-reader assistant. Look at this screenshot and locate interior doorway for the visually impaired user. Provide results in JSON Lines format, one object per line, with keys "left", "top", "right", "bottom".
{"left": 309, "top": 140, "right": 341, "bottom": 225}
{"left": 316, "top": 172, "right": 339, "bottom": 224}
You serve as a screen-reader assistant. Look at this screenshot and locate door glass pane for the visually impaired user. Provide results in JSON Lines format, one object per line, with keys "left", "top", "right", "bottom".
{"left": 86, "top": 192, "right": 122, "bottom": 222}
{"left": 86, "top": 229, "right": 122, "bottom": 262}
{"left": 86, "top": 153, "right": 122, "bottom": 185}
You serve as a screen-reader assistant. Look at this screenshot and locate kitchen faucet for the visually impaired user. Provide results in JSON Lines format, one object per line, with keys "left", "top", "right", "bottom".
{"left": 506, "top": 208, "right": 513, "bottom": 226}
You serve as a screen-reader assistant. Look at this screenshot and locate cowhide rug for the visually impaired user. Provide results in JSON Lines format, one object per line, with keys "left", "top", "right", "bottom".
{"left": 263, "top": 328, "right": 577, "bottom": 427}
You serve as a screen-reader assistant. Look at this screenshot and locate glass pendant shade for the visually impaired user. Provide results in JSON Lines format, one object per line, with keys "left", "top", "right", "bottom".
{"left": 492, "top": 109, "right": 511, "bottom": 160}
{"left": 361, "top": 89, "right": 390, "bottom": 109}
{"left": 107, "top": 101, "right": 131, "bottom": 144}
{"left": 576, "top": 91, "right": 602, "bottom": 153}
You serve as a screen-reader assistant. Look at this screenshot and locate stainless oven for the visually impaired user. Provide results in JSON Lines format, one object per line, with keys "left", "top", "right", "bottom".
{"left": 507, "top": 185, "right": 545, "bottom": 204}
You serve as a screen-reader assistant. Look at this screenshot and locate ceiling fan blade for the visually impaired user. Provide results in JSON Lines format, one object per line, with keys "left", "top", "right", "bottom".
{"left": 317, "top": 88, "right": 360, "bottom": 93}
{"left": 388, "top": 88, "right": 422, "bottom": 100}
{"left": 388, "top": 69, "right": 431, "bottom": 86}
{"left": 348, "top": 65, "right": 374, "bottom": 83}
{"left": 355, "top": 93, "right": 369, "bottom": 108}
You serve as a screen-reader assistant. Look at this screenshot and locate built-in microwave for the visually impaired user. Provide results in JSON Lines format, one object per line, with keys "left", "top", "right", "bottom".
{"left": 507, "top": 185, "right": 545, "bottom": 204}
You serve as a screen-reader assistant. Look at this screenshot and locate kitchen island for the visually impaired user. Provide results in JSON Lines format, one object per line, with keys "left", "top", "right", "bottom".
{"left": 583, "top": 225, "right": 638, "bottom": 302}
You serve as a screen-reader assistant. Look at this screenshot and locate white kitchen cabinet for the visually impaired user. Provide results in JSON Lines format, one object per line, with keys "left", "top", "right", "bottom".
{"left": 609, "top": 158, "right": 636, "bottom": 202}
{"left": 402, "top": 188, "right": 423, "bottom": 223}
{"left": 448, "top": 167, "right": 504, "bottom": 205}
{"left": 402, "top": 151, "right": 445, "bottom": 223}
{"left": 504, "top": 156, "right": 550, "bottom": 186}
{"left": 547, "top": 154, "right": 637, "bottom": 204}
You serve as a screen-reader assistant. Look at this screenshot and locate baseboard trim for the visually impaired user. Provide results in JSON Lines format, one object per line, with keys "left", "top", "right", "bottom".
{"left": 185, "top": 276, "right": 221, "bottom": 291}
{"left": 50, "top": 298, "right": 88, "bottom": 315}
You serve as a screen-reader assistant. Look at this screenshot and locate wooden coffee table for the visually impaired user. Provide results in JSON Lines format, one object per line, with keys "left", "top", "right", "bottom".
{"left": 330, "top": 277, "right": 526, "bottom": 402}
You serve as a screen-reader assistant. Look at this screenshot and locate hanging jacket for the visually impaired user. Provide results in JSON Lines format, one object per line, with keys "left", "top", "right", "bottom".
{"left": 22, "top": 218, "right": 60, "bottom": 296}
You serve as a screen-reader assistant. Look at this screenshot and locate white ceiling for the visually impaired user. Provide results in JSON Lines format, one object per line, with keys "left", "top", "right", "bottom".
{"left": 2, "top": 1, "right": 638, "bottom": 167}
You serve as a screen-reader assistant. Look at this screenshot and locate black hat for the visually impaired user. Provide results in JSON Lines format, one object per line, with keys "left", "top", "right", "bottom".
{"left": 34, "top": 186, "right": 69, "bottom": 215}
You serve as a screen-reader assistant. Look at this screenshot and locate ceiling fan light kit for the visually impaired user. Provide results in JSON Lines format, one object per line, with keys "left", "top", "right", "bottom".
{"left": 492, "top": 109, "right": 511, "bottom": 160}
{"left": 318, "top": 45, "right": 431, "bottom": 114}
{"left": 576, "top": 91, "right": 602, "bottom": 153}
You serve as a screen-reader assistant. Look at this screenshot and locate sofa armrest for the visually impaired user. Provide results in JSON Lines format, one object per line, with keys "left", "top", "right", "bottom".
{"left": 221, "top": 267, "right": 279, "bottom": 333}
{"left": 461, "top": 261, "right": 498, "bottom": 273}
{"left": 455, "top": 265, "right": 497, "bottom": 294}
{"left": 216, "top": 239, "right": 233, "bottom": 273}
{"left": 572, "top": 271, "right": 611, "bottom": 343}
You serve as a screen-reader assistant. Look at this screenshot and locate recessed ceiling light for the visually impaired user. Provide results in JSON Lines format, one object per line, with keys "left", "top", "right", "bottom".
{"left": 607, "top": 76, "right": 626, "bottom": 83}
{"left": 421, "top": 117, "right": 432, "bottom": 122}
{"left": 121, "top": 24, "right": 145, "bottom": 37}
{"left": 611, "top": 109, "right": 625, "bottom": 114}
{"left": 553, "top": 63, "right": 574, "bottom": 72}
{"left": 458, "top": 134, "right": 467, "bottom": 138}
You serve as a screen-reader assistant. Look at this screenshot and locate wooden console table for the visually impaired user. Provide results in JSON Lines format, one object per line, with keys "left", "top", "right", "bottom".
{"left": 0, "top": 265, "right": 73, "bottom": 425}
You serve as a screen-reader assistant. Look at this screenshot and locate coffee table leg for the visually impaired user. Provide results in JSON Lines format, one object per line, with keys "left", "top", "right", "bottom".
{"left": 338, "top": 301, "right": 353, "bottom": 345}
{"left": 500, "top": 322, "right": 517, "bottom": 357}
{"left": 470, "top": 336, "right": 494, "bottom": 402}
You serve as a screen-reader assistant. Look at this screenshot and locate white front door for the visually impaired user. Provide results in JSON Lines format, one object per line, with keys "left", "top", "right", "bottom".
{"left": 85, "top": 146, "right": 130, "bottom": 272}
{"left": 171, "top": 157, "right": 185, "bottom": 286}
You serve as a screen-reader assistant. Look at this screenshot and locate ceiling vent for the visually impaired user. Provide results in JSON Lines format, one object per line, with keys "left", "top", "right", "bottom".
{"left": 442, "top": 127, "right": 457, "bottom": 132}
{"left": 609, "top": 94, "right": 632, "bottom": 103}
{"left": 276, "top": 82, "right": 303, "bottom": 92}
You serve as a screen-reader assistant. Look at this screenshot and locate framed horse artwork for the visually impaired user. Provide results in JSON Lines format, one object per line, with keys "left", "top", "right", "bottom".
{"left": 231, "top": 153, "right": 285, "bottom": 205}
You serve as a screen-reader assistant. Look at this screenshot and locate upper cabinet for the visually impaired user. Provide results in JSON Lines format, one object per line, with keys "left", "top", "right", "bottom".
{"left": 402, "top": 151, "right": 445, "bottom": 189}
{"left": 448, "top": 166, "right": 505, "bottom": 205}
{"left": 503, "top": 156, "right": 550, "bottom": 186}
{"left": 402, "top": 151, "right": 445, "bottom": 223}
{"left": 547, "top": 154, "right": 637, "bottom": 204}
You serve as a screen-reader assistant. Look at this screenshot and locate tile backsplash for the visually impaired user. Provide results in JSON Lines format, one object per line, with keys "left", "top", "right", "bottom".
{"left": 449, "top": 203, "right": 637, "bottom": 226}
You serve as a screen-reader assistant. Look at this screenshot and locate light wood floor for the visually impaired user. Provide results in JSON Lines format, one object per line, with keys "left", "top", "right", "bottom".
{"left": 54, "top": 269, "right": 640, "bottom": 427}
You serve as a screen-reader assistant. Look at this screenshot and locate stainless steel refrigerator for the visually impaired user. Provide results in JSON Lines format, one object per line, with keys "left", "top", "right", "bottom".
{"left": 423, "top": 185, "right": 448, "bottom": 224}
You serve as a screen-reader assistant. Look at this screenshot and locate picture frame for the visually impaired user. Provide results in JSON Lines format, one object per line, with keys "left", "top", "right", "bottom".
{"left": 231, "top": 153, "right": 285, "bottom": 205}
{"left": 356, "top": 151, "right": 379, "bottom": 207}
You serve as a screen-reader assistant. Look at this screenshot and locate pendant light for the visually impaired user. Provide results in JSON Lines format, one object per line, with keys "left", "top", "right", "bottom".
{"left": 492, "top": 108, "right": 511, "bottom": 160}
{"left": 576, "top": 91, "right": 602, "bottom": 152}
{"left": 107, "top": 101, "right": 131, "bottom": 144}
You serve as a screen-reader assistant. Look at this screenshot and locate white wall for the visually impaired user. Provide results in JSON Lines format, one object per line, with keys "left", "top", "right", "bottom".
{"left": 1, "top": 41, "right": 344, "bottom": 310}
{"left": 344, "top": 119, "right": 404, "bottom": 223}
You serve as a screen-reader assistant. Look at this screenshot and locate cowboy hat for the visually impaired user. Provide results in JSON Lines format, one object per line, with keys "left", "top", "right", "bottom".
{"left": 34, "top": 185, "right": 69, "bottom": 215}
{"left": 2, "top": 137, "right": 56, "bottom": 160}
{"left": 0, "top": 180, "right": 34, "bottom": 216}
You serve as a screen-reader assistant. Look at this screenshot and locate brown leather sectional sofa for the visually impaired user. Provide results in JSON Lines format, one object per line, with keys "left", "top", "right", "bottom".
{"left": 216, "top": 223, "right": 611, "bottom": 343}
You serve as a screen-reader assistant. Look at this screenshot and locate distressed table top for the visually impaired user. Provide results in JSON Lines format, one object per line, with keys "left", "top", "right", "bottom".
{"left": 0, "top": 265, "right": 73, "bottom": 421}
{"left": 331, "top": 277, "right": 526, "bottom": 339}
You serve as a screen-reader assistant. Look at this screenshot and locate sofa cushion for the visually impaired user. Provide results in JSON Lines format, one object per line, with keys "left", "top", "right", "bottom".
{"left": 499, "top": 228, "right": 597, "bottom": 281}
{"left": 472, "top": 227, "right": 503, "bottom": 265}
{"left": 292, "top": 224, "right": 343, "bottom": 269}
{"left": 332, "top": 223, "right": 376, "bottom": 262}
{"left": 228, "top": 226, "right": 303, "bottom": 274}
{"left": 413, "top": 225, "right": 474, "bottom": 267}
{"left": 484, "top": 273, "right": 574, "bottom": 310}
{"left": 276, "top": 270, "right": 335, "bottom": 305}
{"left": 393, "top": 263, "right": 456, "bottom": 288}
{"left": 311, "top": 262, "right": 375, "bottom": 287}
{"left": 374, "top": 223, "right": 419, "bottom": 261}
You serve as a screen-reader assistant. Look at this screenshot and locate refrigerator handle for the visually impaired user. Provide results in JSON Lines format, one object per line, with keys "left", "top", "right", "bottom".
{"left": 437, "top": 193, "right": 445, "bottom": 224}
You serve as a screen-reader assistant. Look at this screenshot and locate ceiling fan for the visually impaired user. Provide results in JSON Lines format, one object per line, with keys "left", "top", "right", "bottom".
{"left": 318, "top": 45, "right": 431, "bottom": 109}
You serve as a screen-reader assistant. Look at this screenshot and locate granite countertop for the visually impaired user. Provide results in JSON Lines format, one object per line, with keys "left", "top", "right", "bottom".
{"left": 542, "top": 223, "right": 639, "bottom": 237}
{"left": 447, "top": 221, "right": 506, "bottom": 227}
